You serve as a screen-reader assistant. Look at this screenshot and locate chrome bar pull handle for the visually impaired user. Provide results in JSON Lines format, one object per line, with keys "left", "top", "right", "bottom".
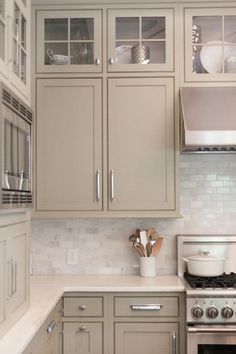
{"left": 96, "top": 170, "right": 100, "bottom": 202}
{"left": 7, "top": 260, "right": 14, "bottom": 297}
{"left": 19, "top": 170, "right": 24, "bottom": 190}
{"left": 12, "top": 261, "right": 17, "bottom": 294}
{"left": 5, "top": 170, "right": 10, "bottom": 189}
{"left": 172, "top": 331, "right": 176, "bottom": 354}
{"left": 110, "top": 170, "right": 115, "bottom": 201}
{"left": 130, "top": 304, "right": 163, "bottom": 311}
{"left": 47, "top": 320, "right": 57, "bottom": 334}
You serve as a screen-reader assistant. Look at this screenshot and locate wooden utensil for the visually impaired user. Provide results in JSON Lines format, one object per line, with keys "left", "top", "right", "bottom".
{"left": 151, "top": 237, "right": 163, "bottom": 256}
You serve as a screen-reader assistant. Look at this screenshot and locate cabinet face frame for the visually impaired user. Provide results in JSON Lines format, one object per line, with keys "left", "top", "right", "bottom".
{"left": 107, "top": 8, "right": 174, "bottom": 72}
{"left": 184, "top": 6, "right": 236, "bottom": 82}
{"left": 36, "top": 10, "right": 102, "bottom": 73}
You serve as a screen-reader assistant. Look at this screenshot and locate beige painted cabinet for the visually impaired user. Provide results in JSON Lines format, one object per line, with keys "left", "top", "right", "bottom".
{"left": 33, "top": 4, "right": 178, "bottom": 217}
{"left": 63, "top": 295, "right": 105, "bottom": 354}
{"left": 23, "top": 300, "right": 62, "bottom": 354}
{"left": 0, "top": 0, "right": 31, "bottom": 100}
{"left": 0, "top": 219, "right": 30, "bottom": 338}
{"left": 115, "top": 322, "right": 178, "bottom": 354}
{"left": 36, "top": 78, "right": 102, "bottom": 211}
{"left": 36, "top": 10, "right": 102, "bottom": 73}
{"left": 108, "top": 77, "right": 176, "bottom": 211}
{"left": 62, "top": 292, "right": 185, "bottom": 354}
{"left": 107, "top": 8, "right": 174, "bottom": 72}
{"left": 184, "top": 6, "right": 236, "bottom": 82}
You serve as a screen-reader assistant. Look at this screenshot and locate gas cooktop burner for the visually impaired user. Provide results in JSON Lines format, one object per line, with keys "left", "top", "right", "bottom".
{"left": 184, "top": 272, "right": 236, "bottom": 289}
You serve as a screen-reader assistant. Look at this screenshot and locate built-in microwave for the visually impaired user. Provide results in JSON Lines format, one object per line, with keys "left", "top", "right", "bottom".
{"left": 0, "top": 82, "right": 33, "bottom": 208}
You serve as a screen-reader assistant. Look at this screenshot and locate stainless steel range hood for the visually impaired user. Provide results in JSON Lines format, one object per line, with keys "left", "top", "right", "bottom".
{"left": 180, "top": 87, "right": 236, "bottom": 153}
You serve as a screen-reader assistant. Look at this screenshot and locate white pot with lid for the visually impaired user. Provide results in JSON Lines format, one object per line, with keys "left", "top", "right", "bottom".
{"left": 183, "top": 252, "right": 226, "bottom": 277}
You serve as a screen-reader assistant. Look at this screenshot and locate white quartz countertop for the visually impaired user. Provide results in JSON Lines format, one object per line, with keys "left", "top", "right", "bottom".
{"left": 0, "top": 274, "right": 185, "bottom": 354}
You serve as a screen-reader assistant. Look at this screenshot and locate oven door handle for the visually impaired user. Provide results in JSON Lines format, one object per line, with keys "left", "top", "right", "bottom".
{"left": 187, "top": 326, "right": 236, "bottom": 333}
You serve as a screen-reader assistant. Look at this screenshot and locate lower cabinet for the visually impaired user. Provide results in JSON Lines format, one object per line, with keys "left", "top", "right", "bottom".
{"left": 115, "top": 322, "right": 178, "bottom": 354}
{"left": 23, "top": 300, "right": 62, "bottom": 354}
{"left": 63, "top": 322, "right": 103, "bottom": 354}
{"left": 62, "top": 292, "right": 185, "bottom": 354}
{"left": 0, "top": 215, "right": 30, "bottom": 338}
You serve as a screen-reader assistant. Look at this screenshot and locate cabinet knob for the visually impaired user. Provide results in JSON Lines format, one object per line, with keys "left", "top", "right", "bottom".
{"left": 79, "top": 325, "right": 86, "bottom": 331}
{"left": 79, "top": 304, "right": 87, "bottom": 310}
{"left": 95, "top": 58, "right": 100, "bottom": 65}
{"left": 109, "top": 58, "right": 114, "bottom": 65}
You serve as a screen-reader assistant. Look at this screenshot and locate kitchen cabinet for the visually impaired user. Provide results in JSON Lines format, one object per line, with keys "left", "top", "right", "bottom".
{"left": 107, "top": 8, "right": 174, "bottom": 72}
{"left": 36, "top": 10, "right": 102, "bottom": 73}
{"left": 0, "top": 0, "right": 8, "bottom": 77}
{"left": 108, "top": 77, "right": 176, "bottom": 211}
{"left": 0, "top": 216, "right": 30, "bottom": 339}
{"left": 113, "top": 295, "right": 180, "bottom": 354}
{"left": 33, "top": 3, "right": 178, "bottom": 217}
{"left": 62, "top": 292, "right": 185, "bottom": 354}
{"left": 115, "top": 322, "right": 178, "bottom": 354}
{"left": 0, "top": 0, "right": 31, "bottom": 100}
{"left": 36, "top": 78, "right": 102, "bottom": 211}
{"left": 36, "top": 7, "right": 173, "bottom": 74}
{"left": 23, "top": 300, "right": 62, "bottom": 354}
{"left": 184, "top": 6, "right": 236, "bottom": 81}
{"left": 62, "top": 295, "right": 105, "bottom": 354}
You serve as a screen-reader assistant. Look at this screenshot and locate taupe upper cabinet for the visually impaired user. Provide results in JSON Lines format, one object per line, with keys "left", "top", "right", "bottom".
{"left": 185, "top": 7, "right": 236, "bottom": 81}
{"left": 36, "top": 78, "right": 102, "bottom": 211}
{"left": 107, "top": 9, "right": 174, "bottom": 72}
{"left": 108, "top": 77, "right": 176, "bottom": 211}
{"left": 0, "top": 0, "right": 31, "bottom": 100}
{"left": 36, "top": 10, "right": 102, "bottom": 73}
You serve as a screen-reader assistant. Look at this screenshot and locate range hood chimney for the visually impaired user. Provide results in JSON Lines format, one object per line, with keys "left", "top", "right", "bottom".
{"left": 180, "top": 87, "right": 236, "bottom": 153}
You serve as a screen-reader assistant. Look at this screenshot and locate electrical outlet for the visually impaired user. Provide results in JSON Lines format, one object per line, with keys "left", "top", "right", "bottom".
{"left": 66, "top": 248, "right": 79, "bottom": 265}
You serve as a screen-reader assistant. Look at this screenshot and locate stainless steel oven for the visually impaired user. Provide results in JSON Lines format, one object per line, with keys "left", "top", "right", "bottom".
{"left": 0, "top": 82, "right": 33, "bottom": 208}
{"left": 187, "top": 324, "right": 236, "bottom": 354}
{"left": 177, "top": 235, "right": 236, "bottom": 354}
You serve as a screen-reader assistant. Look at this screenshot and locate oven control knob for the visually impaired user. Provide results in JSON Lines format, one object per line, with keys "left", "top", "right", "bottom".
{"left": 221, "top": 306, "right": 234, "bottom": 319}
{"left": 206, "top": 306, "right": 219, "bottom": 319}
{"left": 191, "top": 306, "right": 204, "bottom": 319}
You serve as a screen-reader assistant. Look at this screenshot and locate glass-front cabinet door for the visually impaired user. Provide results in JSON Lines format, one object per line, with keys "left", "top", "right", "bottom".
{"left": 0, "top": 0, "right": 7, "bottom": 76}
{"left": 12, "top": 1, "right": 27, "bottom": 84}
{"left": 107, "top": 9, "right": 174, "bottom": 72}
{"left": 36, "top": 10, "right": 102, "bottom": 73}
{"left": 185, "top": 8, "right": 236, "bottom": 81}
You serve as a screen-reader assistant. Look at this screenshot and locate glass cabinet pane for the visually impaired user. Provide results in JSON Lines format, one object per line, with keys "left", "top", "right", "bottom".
{"left": 14, "top": 3, "right": 20, "bottom": 37}
{"left": 70, "top": 42, "right": 94, "bottom": 64}
{"left": 45, "top": 42, "right": 68, "bottom": 65}
{"left": 0, "top": 0, "right": 4, "bottom": 17}
{"left": 70, "top": 18, "right": 94, "bottom": 40}
{"left": 191, "top": 14, "right": 236, "bottom": 75}
{"left": 142, "top": 17, "right": 165, "bottom": 40}
{"left": 0, "top": 21, "right": 4, "bottom": 59}
{"left": 21, "top": 15, "right": 26, "bottom": 49}
{"left": 115, "top": 16, "right": 166, "bottom": 65}
{"left": 21, "top": 50, "right": 26, "bottom": 83}
{"left": 45, "top": 18, "right": 68, "bottom": 40}
{"left": 116, "top": 17, "right": 139, "bottom": 40}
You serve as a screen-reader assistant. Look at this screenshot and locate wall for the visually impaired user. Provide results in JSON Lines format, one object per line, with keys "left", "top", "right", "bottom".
{"left": 31, "top": 154, "right": 236, "bottom": 275}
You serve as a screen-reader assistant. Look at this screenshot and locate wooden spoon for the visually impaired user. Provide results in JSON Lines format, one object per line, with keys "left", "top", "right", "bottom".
{"left": 151, "top": 237, "right": 163, "bottom": 256}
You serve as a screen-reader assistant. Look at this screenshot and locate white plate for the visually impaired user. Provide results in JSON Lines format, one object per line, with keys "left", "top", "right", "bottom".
{"left": 200, "top": 41, "right": 233, "bottom": 73}
{"left": 115, "top": 45, "right": 132, "bottom": 64}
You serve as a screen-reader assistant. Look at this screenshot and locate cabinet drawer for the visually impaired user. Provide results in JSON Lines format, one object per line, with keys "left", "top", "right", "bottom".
{"left": 114, "top": 296, "right": 179, "bottom": 317}
{"left": 63, "top": 297, "right": 103, "bottom": 317}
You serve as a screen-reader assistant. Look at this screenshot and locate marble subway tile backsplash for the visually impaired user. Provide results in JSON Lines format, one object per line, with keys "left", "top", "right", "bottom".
{"left": 31, "top": 154, "right": 236, "bottom": 275}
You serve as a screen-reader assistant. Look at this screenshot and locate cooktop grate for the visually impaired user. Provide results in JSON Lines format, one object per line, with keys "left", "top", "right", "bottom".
{"left": 184, "top": 272, "right": 236, "bottom": 289}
